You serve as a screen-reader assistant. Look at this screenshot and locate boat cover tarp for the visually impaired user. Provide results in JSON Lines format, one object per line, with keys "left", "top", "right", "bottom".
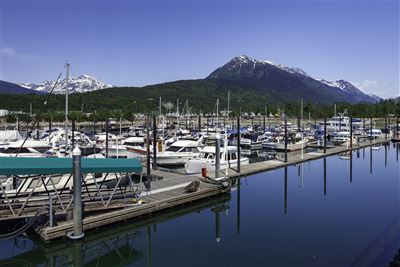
{"left": 0, "top": 157, "right": 142, "bottom": 176}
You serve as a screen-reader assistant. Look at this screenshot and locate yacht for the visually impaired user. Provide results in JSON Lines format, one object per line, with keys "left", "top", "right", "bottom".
{"left": 185, "top": 146, "right": 249, "bottom": 175}
{"left": 157, "top": 140, "right": 203, "bottom": 167}
{"left": 321, "top": 116, "right": 362, "bottom": 133}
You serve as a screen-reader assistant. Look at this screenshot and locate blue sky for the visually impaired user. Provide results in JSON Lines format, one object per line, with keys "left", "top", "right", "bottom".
{"left": 0, "top": 0, "right": 399, "bottom": 98}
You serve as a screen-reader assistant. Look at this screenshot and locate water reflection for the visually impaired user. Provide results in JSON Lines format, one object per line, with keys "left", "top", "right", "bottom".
{"left": 284, "top": 166, "right": 288, "bottom": 215}
{"left": 350, "top": 150, "right": 353, "bottom": 183}
{"left": 0, "top": 195, "right": 230, "bottom": 267}
{"left": 0, "top": 143, "right": 399, "bottom": 266}
{"left": 236, "top": 177, "right": 241, "bottom": 235}
{"left": 323, "top": 157, "right": 327, "bottom": 196}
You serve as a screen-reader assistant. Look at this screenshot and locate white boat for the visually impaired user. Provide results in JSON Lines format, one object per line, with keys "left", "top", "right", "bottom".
{"left": 0, "top": 139, "right": 52, "bottom": 158}
{"left": 321, "top": 116, "right": 362, "bottom": 133}
{"left": 332, "top": 131, "right": 357, "bottom": 146}
{"left": 157, "top": 140, "right": 202, "bottom": 167}
{"left": 241, "top": 134, "right": 269, "bottom": 150}
{"left": 366, "top": 129, "right": 383, "bottom": 139}
{"left": 275, "top": 137, "right": 309, "bottom": 152}
{"left": 185, "top": 146, "right": 249, "bottom": 175}
{"left": 262, "top": 137, "right": 281, "bottom": 150}
{"left": 45, "top": 129, "right": 101, "bottom": 156}
{"left": 124, "top": 137, "right": 147, "bottom": 159}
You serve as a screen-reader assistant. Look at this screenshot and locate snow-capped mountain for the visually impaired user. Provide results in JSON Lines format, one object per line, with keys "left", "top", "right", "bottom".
{"left": 20, "top": 74, "right": 113, "bottom": 94}
{"left": 207, "top": 55, "right": 378, "bottom": 103}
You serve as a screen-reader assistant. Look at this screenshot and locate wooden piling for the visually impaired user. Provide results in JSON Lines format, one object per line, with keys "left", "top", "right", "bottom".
{"left": 146, "top": 115, "right": 151, "bottom": 179}
{"left": 237, "top": 116, "right": 241, "bottom": 173}
{"left": 370, "top": 117, "right": 373, "bottom": 143}
{"left": 152, "top": 115, "right": 157, "bottom": 170}
{"left": 198, "top": 115, "right": 201, "bottom": 131}
{"left": 324, "top": 117, "right": 327, "bottom": 154}
{"left": 72, "top": 120, "right": 75, "bottom": 148}
{"left": 284, "top": 117, "right": 288, "bottom": 162}
{"left": 350, "top": 117, "right": 353, "bottom": 148}
{"left": 105, "top": 119, "right": 109, "bottom": 158}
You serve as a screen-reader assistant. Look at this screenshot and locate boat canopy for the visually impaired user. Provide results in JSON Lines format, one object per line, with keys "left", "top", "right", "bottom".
{"left": 0, "top": 157, "right": 142, "bottom": 176}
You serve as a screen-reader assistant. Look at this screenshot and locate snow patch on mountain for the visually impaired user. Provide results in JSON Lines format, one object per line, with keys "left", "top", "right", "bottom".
{"left": 232, "top": 55, "right": 310, "bottom": 77}
{"left": 20, "top": 74, "right": 113, "bottom": 94}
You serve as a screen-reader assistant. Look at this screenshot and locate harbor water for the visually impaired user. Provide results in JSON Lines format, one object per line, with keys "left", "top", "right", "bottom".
{"left": 0, "top": 143, "right": 398, "bottom": 266}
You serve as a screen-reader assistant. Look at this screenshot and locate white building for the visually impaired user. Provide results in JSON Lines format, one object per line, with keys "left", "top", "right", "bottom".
{"left": 0, "top": 109, "right": 9, "bottom": 117}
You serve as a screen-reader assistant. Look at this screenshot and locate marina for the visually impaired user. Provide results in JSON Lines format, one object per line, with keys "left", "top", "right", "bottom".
{"left": 0, "top": 114, "right": 398, "bottom": 245}
{"left": 1, "top": 2, "right": 399, "bottom": 265}
{"left": 0, "top": 138, "right": 398, "bottom": 266}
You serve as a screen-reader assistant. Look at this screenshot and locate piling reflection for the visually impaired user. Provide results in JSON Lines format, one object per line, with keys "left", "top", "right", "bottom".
{"left": 284, "top": 166, "right": 288, "bottom": 215}
{"left": 236, "top": 177, "right": 241, "bottom": 235}
{"left": 350, "top": 150, "right": 353, "bottom": 183}
{"left": 370, "top": 146, "right": 373, "bottom": 174}
{"left": 323, "top": 157, "right": 327, "bottom": 196}
{"left": 385, "top": 143, "right": 388, "bottom": 167}
{"left": 0, "top": 194, "right": 230, "bottom": 266}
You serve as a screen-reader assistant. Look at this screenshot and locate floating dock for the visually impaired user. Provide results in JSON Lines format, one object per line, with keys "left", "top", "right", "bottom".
{"left": 37, "top": 171, "right": 229, "bottom": 241}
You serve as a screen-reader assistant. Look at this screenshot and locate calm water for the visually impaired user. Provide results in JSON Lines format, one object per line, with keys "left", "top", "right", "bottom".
{"left": 0, "top": 143, "right": 399, "bottom": 266}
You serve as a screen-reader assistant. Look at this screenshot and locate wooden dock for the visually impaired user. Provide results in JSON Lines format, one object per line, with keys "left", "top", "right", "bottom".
{"left": 207, "top": 138, "right": 391, "bottom": 179}
{"left": 37, "top": 173, "right": 229, "bottom": 241}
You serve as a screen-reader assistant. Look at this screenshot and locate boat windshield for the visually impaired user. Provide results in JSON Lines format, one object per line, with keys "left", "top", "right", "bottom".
{"left": 166, "top": 146, "right": 182, "bottom": 152}
{"left": 2, "top": 147, "right": 32, "bottom": 154}
{"left": 200, "top": 152, "right": 215, "bottom": 159}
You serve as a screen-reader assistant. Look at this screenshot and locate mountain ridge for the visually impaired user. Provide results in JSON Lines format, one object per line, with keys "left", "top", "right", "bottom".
{"left": 20, "top": 74, "right": 113, "bottom": 94}
{"left": 207, "top": 55, "right": 378, "bottom": 104}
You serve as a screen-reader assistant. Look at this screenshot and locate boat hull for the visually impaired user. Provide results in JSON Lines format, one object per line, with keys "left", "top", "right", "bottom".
{"left": 185, "top": 158, "right": 250, "bottom": 175}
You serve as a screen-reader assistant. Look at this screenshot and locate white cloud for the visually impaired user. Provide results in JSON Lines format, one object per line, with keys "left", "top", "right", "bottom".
{"left": 0, "top": 46, "right": 16, "bottom": 56}
{"left": 352, "top": 80, "right": 399, "bottom": 99}
{"left": 0, "top": 45, "right": 42, "bottom": 61}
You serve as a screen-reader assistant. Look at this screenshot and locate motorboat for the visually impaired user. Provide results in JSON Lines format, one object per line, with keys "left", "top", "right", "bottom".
{"left": 366, "top": 129, "right": 383, "bottom": 139}
{"left": 262, "top": 136, "right": 282, "bottom": 150}
{"left": 0, "top": 139, "right": 52, "bottom": 158}
{"left": 156, "top": 140, "right": 203, "bottom": 167}
{"left": 124, "top": 137, "right": 147, "bottom": 159}
{"left": 185, "top": 146, "right": 249, "bottom": 175}
{"left": 332, "top": 131, "right": 357, "bottom": 146}
{"left": 275, "top": 137, "right": 309, "bottom": 152}
{"left": 240, "top": 133, "right": 269, "bottom": 150}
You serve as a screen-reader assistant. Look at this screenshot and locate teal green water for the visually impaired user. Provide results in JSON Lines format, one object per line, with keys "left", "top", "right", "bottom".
{"left": 0, "top": 143, "right": 399, "bottom": 266}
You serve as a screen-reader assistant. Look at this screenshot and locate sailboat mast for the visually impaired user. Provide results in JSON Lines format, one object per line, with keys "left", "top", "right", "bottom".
{"left": 227, "top": 91, "right": 230, "bottom": 118}
{"left": 65, "top": 62, "right": 70, "bottom": 144}
{"left": 301, "top": 98, "right": 304, "bottom": 159}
